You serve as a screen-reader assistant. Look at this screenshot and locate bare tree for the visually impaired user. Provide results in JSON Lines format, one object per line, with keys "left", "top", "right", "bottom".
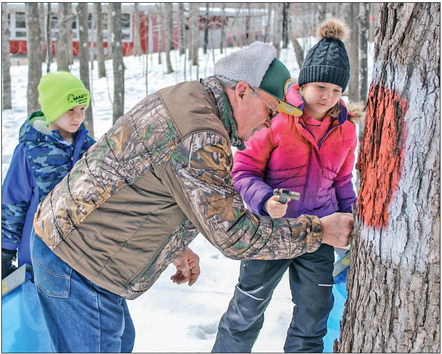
{"left": 316, "top": 3, "right": 327, "bottom": 24}
{"left": 220, "top": 3, "right": 226, "bottom": 53}
{"left": 56, "top": 3, "right": 72, "bottom": 71}
{"left": 133, "top": 3, "right": 142, "bottom": 56}
{"left": 94, "top": 3, "right": 106, "bottom": 78}
{"left": 45, "top": 3, "right": 52, "bottom": 73}
{"left": 345, "top": 3, "right": 360, "bottom": 101}
{"left": 358, "top": 3, "right": 370, "bottom": 102}
{"left": 337, "top": 3, "right": 440, "bottom": 352}
{"left": 164, "top": 3, "right": 174, "bottom": 74}
{"left": 76, "top": 3, "right": 94, "bottom": 137}
{"left": 203, "top": 3, "right": 210, "bottom": 54}
{"left": 39, "top": 3, "right": 47, "bottom": 63}
{"left": 282, "top": 3, "right": 290, "bottom": 49}
{"left": 26, "top": 3, "right": 43, "bottom": 114}
{"left": 189, "top": 2, "right": 199, "bottom": 66}
{"left": 111, "top": 3, "right": 124, "bottom": 124}
{"left": 179, "top": 3, "right": 186, "bottom": 56}
{"left": 272, "top": 3, "right": 282, "bottom": 55}
{"left": 2, "top": 3, "right": 12, "bottom": 110}
{"left": 290, "top": 38, "right": 304, "bottom": 69}
{"left": 107, "top": 4, "right": 113, "bottom": 59}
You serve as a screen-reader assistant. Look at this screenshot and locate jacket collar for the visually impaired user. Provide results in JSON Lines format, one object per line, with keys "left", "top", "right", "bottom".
{"left": 200, "top": 76, "right": 246, "bottom": 151}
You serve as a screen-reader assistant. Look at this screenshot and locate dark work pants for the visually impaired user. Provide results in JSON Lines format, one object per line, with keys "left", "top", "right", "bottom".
{"left": 212, "top": 244, "right": 334, "bottom": 353}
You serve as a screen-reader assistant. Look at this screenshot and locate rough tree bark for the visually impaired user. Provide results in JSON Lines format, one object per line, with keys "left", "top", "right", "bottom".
{"left": 26, "top": 3, "right": 43, "bottom": 114}
{"left": 2, "top": 3, "right": 12, "bottom": 110}
{"left": 337, "top": 3, "right": 440, "bottom": 352}
{"left": 133, "top": 3, "right": 142, "bottom": 56}
{"left": 94, "top": 3, "right": 106, "bottom": 78}
{"left": 164, "top": 3, "right": 174, "bottom": 74}
{"left": 358, "top": 3, "right": 370, "bottom": 103}
{"left": 56, "top": 3, "right": 72, "bottom": 71}
{"left": 76, "top": 3, "right": 94, "bottom": 138}
{"left": 111, "top": 3, "right": 124, "bottom": 124}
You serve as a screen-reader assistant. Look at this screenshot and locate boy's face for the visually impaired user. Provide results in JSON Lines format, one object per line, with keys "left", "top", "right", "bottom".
{"left": 48, "top": 105, "right": 86, "bottom": 141}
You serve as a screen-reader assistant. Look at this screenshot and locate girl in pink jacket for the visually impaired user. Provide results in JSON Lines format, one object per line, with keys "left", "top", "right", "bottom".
{"left": 213, "top": 19, "right": 357, "bottom": 353}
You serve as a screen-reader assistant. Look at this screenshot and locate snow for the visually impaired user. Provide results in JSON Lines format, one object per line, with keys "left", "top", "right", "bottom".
{"left": 2, "top": 46, "right": 305, "bottom": 352}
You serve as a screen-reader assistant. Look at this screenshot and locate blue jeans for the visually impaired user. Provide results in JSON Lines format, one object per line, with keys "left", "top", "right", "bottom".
{"left": 212, "top": 244, "right": 334, "bottom": 353}
{"left": 30, "top": 232, "right": 135, "bottom": 352}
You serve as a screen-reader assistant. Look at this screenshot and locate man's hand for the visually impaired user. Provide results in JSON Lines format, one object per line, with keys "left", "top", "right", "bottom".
{"left": 171, "top": 247, "right": 200, "bottom": 286}
{"left": 265, "top": 196, "right": 291, "bottom": 218}
{"left": 320, "top": 213, "right": 354, "bottom": 248}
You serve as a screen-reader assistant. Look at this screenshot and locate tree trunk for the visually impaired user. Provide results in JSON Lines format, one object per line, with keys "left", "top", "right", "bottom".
{"left": 179, "top": 3, "right": 186, "bottom": 56}
{"left": 76, "top": 3, "right": 94, "bottom": 137}
{"left": 317, "top": 3, "right": 327, "bottom": 24}
{"left": 290, "top": 38, "right": 304, "bottom": 69}
{"left": 94, "top": 3, "right": 106, "bottom": 78}
{"left": 56, "top": 3, "right": 72, "bottom": 71}
{"left": 26, "top": 3, "right": 42, "bottom": 114}
{"left": 133, "top": 3, "right": 142, "bottom": 56}
{"left": 2, "top": 3, "right": 12, "bottom": 110}
{"left": 39, "top": 3, "right": 47, "bottom": 63}
{"left": 346, "top": 3, "right": 360, "bottom": 101}
{"left": 164, "top": 3, "right": 174, "bottom": 74}
{"left": 189, "top": 3, "right": 199, "bottom": 67}
{"left": 272, "top": 3, "right": 282, "bottom": 56}
{"left": 282, "top": 3, "right": 290, "bottom": 49}
{"left": 337, "top": 3, "right": 440, "bottom": 352}
{"left": 46, "top": 3, "right": 52, "bottom": 73}
{"left": 111, "top": 3, "right": 124, "bottom": 124}
{"left": 203, "top": 3, "right": 209, "bottom": 54}
{"left": 359, "top": 3, "right": 370, "bottom": 102}
{"left": 220, "top": 3, "right": 226, "bottom": 54}
{"left": 107, "top": 4, "right": 113, "bottom": 59}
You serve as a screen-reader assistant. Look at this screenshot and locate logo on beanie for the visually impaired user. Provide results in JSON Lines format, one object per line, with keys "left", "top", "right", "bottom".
{"left": 67, "top": 93, "right": 88, "bottom": 105}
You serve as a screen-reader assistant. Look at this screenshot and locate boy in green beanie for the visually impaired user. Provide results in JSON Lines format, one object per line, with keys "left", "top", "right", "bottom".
{"left": 2, "top": 70, "right": 95, "bottom": 278}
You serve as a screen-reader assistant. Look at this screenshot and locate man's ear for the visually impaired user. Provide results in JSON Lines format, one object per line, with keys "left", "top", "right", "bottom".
{"left": 235, "top": 81, "right": 250, "bottom": 100}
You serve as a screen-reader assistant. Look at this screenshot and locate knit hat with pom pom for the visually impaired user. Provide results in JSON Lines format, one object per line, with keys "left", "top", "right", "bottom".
{"left": 298, "top": 19, "right": 350, "bottom": 90}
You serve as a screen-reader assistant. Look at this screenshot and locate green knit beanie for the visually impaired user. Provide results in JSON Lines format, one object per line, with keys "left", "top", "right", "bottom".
{"left": 38, "top": 71, "right": 90, "bottom": 123}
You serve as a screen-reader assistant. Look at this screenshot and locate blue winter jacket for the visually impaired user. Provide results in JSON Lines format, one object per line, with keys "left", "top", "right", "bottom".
{"left": 2, "top": 111, "right": 95, "bottom": 266}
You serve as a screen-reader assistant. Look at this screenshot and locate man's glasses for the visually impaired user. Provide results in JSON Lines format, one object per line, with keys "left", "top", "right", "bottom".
{"left": 251, "top": 88, "right": 279, "bottom": 120}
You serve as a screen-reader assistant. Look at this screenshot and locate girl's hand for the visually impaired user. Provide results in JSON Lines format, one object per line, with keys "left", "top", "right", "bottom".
{"left": 265, "top": 195, "right": 291, "bottom": 218}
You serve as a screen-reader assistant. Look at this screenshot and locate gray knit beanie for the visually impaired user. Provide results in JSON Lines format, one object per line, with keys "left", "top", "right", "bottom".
{"left": 214, "top": 41, "right": 302, "bottom": 116}
{"left": 298, "top": 19, "right": 350, "bottom": 90}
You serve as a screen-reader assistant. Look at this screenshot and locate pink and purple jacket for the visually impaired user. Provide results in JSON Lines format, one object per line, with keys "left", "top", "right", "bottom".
{"left": 232, "top": 86, "right": 357, "bottom": 219}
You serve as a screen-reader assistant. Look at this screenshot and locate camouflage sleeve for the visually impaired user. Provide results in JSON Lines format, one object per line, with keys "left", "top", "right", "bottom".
{"left": 168, "top": 130, "right": 323, "bottom": 260}
{"left": 2, "top": 201, "right": 30, "bottom": 247}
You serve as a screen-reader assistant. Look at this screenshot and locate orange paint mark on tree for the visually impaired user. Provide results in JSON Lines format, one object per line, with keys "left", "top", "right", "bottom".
{"left": 357, "top": 84, "right": 408, "bottom": 229}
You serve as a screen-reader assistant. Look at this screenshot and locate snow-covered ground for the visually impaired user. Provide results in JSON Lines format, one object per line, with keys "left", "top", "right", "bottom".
{"left": 2, "top": 41, "right": 372, "bottom": 352}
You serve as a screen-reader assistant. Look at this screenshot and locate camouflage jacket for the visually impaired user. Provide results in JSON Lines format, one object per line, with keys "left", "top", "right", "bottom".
{"left": 34, "top": 77, "right": 323, "bottom": 300}
{"left": 2, "top": 111, "right": 94, "bottom": 266}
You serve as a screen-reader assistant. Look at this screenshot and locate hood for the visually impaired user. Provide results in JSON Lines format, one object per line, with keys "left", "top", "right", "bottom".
{"left": 18, "top": 111, "right": 87, "bottom": 146}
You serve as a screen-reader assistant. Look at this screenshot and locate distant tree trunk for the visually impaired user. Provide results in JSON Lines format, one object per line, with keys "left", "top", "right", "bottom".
{"left": 317, "top": 3, "right": 327, "bottom": 24}
{"left": 26, "top": 3, "right": 43, "bottom": 114}
{"left": 76, "top": 2, "right": 94, "bottom": 137}
{"left": 203, "top": 3, "right": 209, "bottom": 54}
{"left": 346, "top": 3, "right": 360, "bottom": 101}
{"left": 94, "top": 3, "right": 106, "bottom": 78}
{"left": 337, "top": 3, "right": 440, "bottom": 352}
{"left": 179, "top": 3, "right": 186, "bottom": 56}
{"left": 282, "top": 3, "right": 290, "bottom": 49}
{"left": 39, "top": 3, "right": 47, "bottom": 63}
{"left": 111, "top": 3, "right": 124, "bottom": 124}
{"left": 133, "top": 3, "right": 142, "bottom": 56}
{"left": 2, "top": 3, "right": 12, "bottom": 110}
{"left": 272, "top": 3, "right": 282, "bottom": 56}
{"left": 220, "top": 3, "right": 226, "bottom": 53}
{"left": 189, "top": 3, "right": 199, "bottom": 66}
{"left": 290, "top": 38, "right": 304, "bottom": 69}
{"left": 46, "top": 3, "right": 52, "bottom": 73}
{"left": 164, "top": 3, "right": 174, "bottom": 74}
{"left": 358, "top": 3, "right": 369, "bottom": 102}
{"left": 263, "top": 3, "right": 272, "bottom": 43}
{"left": 56, "top": 3, "right": 72, "bottom": 71}
{"left": 107, "top": 4, "right": 113, "bottom": 59}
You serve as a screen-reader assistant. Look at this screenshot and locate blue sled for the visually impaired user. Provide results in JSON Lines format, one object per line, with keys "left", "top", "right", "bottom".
{"left": 323, "top": 268, "right": 348, "bottom": 353}
{"left": 2, "top": 265, "right": 53, "bottom": 353}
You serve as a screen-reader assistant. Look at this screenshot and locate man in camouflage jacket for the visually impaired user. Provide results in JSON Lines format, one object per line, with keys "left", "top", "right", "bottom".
{"left": 32, "top": 42, "right": 354, "bottom": 352}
